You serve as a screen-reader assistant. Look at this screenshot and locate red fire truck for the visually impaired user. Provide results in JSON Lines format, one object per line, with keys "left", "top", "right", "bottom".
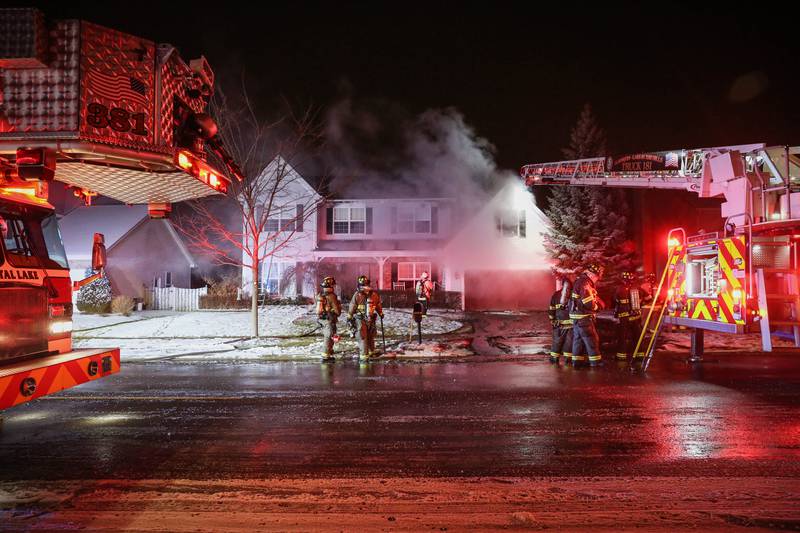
{"left": 0, "top": 9, "right": 240, "bottom": 410}
{"left": 522, "top": 144, "right": 800, "bottom": 366}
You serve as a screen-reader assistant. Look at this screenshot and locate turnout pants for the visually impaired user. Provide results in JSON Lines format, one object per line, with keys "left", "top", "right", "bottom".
{"left": 550, "top": 325, "right": 574, "bottom": 363}
{"left": 616, "top": 316, "right": 642, "bottom": 360}
{"left": 572, "top": 316, "right": 601, "bottom": 366}
{"left": 356, "top": 315, "right": 377, "bottom": 358}
{"left": 320, "top": 318, "right": 338, "bottom": 358}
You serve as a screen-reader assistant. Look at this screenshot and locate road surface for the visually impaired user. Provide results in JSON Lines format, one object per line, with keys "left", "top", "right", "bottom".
{"left": 1, "top": 314, "right": 799, "bottom": 531}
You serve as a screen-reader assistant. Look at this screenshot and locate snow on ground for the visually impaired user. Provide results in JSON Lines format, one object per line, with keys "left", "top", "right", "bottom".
{"left": 660, "top": 327, "right": 800, "bottom": 352}
{"left": 73, "top": 306, "right": 465, "bottom": 361}
{"left": 73, "top": 310, "right": 175, "bottom": 331}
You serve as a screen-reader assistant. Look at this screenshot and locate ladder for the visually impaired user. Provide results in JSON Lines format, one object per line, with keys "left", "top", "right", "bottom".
{"left": 632, "top": 228, "right": 685, "bottom": 372}
{"left": 757, "top": 265, "right": 800, "bottom": 351}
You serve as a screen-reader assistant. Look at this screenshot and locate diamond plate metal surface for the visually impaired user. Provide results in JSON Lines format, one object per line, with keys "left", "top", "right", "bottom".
{"left": 0, "top": 19, "right": 80, "bottom": 136}
{"left": 79, "top": 21, "right": 157, "bottom": 149}
{"left": 55, "top": 163, "right": 221, "bottom": 204}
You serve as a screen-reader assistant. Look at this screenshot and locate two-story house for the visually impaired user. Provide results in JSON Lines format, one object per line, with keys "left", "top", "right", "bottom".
{"left": 243, "top": 160, "right": 554, "bottom": 310}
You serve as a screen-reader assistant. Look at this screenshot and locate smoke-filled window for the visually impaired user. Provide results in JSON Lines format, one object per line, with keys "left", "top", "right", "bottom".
{"left": 495, "top": 210, "right": 527, "bottom": 238}
{"left": 333, "top": 206, "right": 366, "bottom": 234}
{"left": 396, "top": 204, "right": 432, "bottom": 234}
{"left": 398, "top": 262, "right": 431, "bottom": 281}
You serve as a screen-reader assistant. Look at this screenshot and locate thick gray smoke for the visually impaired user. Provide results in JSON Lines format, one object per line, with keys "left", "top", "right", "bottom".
{"left": 324, "top": 98, "right": 498, "bottom": 204}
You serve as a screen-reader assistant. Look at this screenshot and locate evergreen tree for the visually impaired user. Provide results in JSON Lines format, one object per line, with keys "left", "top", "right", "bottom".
{"left": 76, "top": 269, "right": 112, "bottom": 314}
{"left": 541, "top": 103, "right": 640, "bottom": 293}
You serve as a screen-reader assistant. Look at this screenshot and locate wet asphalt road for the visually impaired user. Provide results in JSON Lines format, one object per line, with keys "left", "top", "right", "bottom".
{"left": 2, "top": 352, "right": 800, "bottom": 481}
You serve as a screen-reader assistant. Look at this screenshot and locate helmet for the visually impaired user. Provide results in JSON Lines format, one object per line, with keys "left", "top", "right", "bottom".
{"left": 321, "top": 276, "right": 336, "bottom": 289}
{"left": 420, "top": 271, "right": 429, "bottom": 280}
{"left": 621, "top": 271, "right": 635, "bottom": 282}
{"left": 357, "top": 275, "right": 370, "bottom": 287}
{"left": 586, "top": 263, "right": 604, "bottom": 276}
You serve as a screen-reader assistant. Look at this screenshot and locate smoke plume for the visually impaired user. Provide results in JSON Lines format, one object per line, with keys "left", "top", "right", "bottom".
{"left": 324, "top": 98, "right": 498, "bottom": 203}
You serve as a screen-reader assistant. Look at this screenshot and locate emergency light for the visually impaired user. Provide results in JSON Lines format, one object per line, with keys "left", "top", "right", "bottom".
{"left": 15, "top": 147, "right": 56, "bottom": 181}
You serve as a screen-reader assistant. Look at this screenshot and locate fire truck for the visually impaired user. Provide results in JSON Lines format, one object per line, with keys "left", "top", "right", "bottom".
{"left": 0, "top": 9, "right": 240, "bottom": 410}
{"left": 521, "top": 143, "right": 800, "bottom": 367}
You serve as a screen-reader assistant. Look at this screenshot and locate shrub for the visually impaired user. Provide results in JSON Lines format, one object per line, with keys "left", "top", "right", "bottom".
{"left": 76, "top": 273, "right": 112, "bottom": 314}
{"left": 111, "top": 295, "right": 135, "bottom": 316}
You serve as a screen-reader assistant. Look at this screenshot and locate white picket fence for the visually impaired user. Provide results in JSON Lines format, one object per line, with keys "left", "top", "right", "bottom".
{"left": 149, "top": 286, "right": 207, "bottom": 311}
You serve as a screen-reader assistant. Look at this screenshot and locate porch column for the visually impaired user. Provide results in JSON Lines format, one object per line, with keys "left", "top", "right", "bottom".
{"left": 377, "top": 256, "right": 388, "bottom": 290}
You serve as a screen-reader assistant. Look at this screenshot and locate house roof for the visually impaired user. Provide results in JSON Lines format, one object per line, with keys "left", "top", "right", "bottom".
{"left": 59, "top": 205, "right": 148, "bottom": 260}
{"left": 443, "top": 179, "right": 551, "bottom": 271}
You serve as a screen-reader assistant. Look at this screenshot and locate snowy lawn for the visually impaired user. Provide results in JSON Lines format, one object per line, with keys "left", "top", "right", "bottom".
{"left": 73, "top": 306, "right": 465, "bottom": 362}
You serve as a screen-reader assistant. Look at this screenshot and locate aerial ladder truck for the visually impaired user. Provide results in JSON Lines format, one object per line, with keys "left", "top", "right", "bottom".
{"left": 521, "top": 143, "right": 800, "bottom": 369}
{"left": 0, "top": 9, "right": 242, "bottom": 410}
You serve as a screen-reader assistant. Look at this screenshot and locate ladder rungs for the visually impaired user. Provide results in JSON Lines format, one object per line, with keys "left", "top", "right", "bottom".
{"left": 769, "top": 320, "right": 800, "bottom": 326}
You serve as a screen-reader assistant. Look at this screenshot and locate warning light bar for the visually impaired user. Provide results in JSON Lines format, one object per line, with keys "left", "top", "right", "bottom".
{"left": 175, "top": 150, "right": 230, "bottom": 194}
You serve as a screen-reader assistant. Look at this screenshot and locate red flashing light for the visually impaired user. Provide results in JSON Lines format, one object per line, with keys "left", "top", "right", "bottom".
{"left": 174, "top": 151, "right": 229, "bottom": 194}
{"left": 177, "top": 151, "right": 193, "bottom": 171}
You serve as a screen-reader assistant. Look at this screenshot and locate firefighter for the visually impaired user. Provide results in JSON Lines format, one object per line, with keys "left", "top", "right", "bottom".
{"left": 316, "top": 276, "right": 342, "bottom": 361}
{"left": 614, "top": 271, "right": 643, "bottom": 361}
{"left": 547, "top": 275, "right": 573, "bottom": 365}
{"left": 415, "top": 271, "right": 434, "bottom": 316}
{"left": 569, "top": 262, "right": 605, "bottom": 367}
{"left": 347, "top": 275, "right": 384, "bottom": 360}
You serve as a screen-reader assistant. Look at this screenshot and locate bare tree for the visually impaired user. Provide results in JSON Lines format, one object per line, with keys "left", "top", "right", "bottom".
{"left": 177, "top": 84, "right": 327, "bottom": 338}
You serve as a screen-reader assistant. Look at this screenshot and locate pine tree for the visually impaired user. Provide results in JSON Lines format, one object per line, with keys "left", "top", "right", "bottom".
{"left": 541, "top": 103, "right": 640, "bottom": 292}
{"left": 76, "top": 269, "right": 112, "bottom": 314}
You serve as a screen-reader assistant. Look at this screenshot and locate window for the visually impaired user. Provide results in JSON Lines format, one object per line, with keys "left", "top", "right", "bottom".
{"left": 262, "top": 261, "right": 292, "bottom": 294}
{"left": 0, "top": 210, "right": 65, "bottom": 268}
{"left": 265, "top": 217, "right": 295, "bottom": 233}
{"left": 396, "top": 203, "right": 432, "bottom": 234}
{"left": 495, "top": 210, "right": 527, "bottom": 238}
{"left": 397, "top": 262, "right": 431, "bottom": 281}
{"left": 164, "top": 271, "right": 172, "bottom": 288}
{"left": 333, "top": 206, "right": 366, "bottom": 234}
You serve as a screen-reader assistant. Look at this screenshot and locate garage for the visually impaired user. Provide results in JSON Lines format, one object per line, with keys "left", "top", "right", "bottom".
{"left": 464, "top": 269, "right": 552, "bottom": 311}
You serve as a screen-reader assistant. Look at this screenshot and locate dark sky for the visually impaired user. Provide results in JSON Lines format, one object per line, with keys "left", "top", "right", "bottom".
{"left": 29, "top": 1, "right": 800, "bottom": 170}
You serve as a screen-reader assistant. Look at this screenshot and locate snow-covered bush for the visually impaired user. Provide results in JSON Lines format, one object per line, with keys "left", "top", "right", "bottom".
{"left": 76, "top": 271, "right": 112, "bottom": 314}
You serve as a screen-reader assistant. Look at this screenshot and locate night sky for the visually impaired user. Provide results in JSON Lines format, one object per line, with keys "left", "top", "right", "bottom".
{"left": 27, "top": 1, "right": 800, "bottom": 170}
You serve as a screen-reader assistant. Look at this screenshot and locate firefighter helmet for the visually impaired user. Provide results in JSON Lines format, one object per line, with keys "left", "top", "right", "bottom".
{"left": 586, "top": 263, "right": 604, "bottom": 276}
{"left": 321, "top": 276, "right": 336, "bottom": 288}
{"left": 420, "top": 271, "right": 429, "bottom": 280}
{"left": 357, "top": 275, "right": 370, "bottom": 287}
{"left": 621, "top": 271, "right": 635, "bottom": 282}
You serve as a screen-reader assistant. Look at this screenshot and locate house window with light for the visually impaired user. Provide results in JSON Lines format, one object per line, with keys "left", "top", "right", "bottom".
{"left": 495, "top": 210, "right": 527, "bottom": 238}
{"left": 262, "top": 261, "right": 292, "bottom": 294}
{"left": 333, "top": 206, "right": 366, "bottom": 234}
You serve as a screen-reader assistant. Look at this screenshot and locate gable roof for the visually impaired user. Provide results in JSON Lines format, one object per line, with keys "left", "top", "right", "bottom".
{"left": 60, "top": 205, "right": 148, "bottom": 260}
{"left": 443, "top": 179, "right": 551, "bottom": 271}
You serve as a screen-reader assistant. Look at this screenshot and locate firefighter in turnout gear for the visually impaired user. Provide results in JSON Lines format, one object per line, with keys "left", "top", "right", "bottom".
{"left": 317, "top": 276, "right": 342, "bottom": 360}
{"left": 415, "top": 271, "right": 434, "bottom": 316}
{"left": 569, "top": 262, "right": 605, "bottom": 367}
{"left": 548, "top": 276, "right": 573, "bottom": 365}
{"left": 348, "top": 275, "right": 384, "bottom": 359}
{"left": 614, "top": 271, "right": 643, "bottom": 361}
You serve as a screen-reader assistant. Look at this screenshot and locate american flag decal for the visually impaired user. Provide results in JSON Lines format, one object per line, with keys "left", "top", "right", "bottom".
{"left": 665, "top": 152, "right": 679, "bottom": 168}
{"left": 87, "top": 70, "right": 148, "bottom": 107}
